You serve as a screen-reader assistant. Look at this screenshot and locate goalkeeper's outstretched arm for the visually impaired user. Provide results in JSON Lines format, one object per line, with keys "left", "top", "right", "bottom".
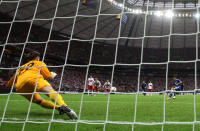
{"left": 40, "top": 62, "right": 57, "bottom": 80}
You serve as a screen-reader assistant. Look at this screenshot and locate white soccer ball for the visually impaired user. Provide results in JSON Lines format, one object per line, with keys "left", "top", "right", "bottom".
{"left": 110, "top": 87, "right": 117, "bottom": 92}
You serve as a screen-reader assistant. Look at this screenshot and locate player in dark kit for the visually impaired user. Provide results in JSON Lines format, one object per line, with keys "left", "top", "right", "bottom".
{"left": 168, "top": 77, "right": 184, "bottom": 99}
{"left": 141, "top": 81, "right": 147, "bottom": 96}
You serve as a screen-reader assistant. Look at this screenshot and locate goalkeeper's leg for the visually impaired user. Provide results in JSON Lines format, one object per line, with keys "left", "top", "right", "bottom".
{"left": 41, "top": 86, "right": 77, "bottom": 119}
{"left": 41, "top": 86, "right": 67, "bottom": 106}
{"left": 22, "top": 93, "right": 59, "bottom": 110}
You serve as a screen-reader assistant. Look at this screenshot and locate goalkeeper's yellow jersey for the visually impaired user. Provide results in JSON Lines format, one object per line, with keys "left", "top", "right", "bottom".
{"left": 6, "top": 60, "right": 52, "bottom": 89}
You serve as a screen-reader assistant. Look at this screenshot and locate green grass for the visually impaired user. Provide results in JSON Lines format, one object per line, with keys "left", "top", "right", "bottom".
{"left": 0, "top": 94, "right": 199, "bottom": 131}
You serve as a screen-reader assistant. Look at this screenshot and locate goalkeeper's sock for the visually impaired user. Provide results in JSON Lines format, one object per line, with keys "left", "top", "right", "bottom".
{"left": 40, "top": 99, "right": 59, "bottom": 110}
{"left": 49, "top": 91, "right": 67, "bottom": 106}
{"left": 169, "top": 93, "right": 172, "bottom": 98}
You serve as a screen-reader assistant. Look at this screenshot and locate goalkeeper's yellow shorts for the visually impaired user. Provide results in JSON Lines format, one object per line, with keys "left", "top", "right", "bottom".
{"left": 15, "top": 78, "right": 51, "bottom": 102}
{"left": 16, "top": 78, "right": 51, "bottom": 92}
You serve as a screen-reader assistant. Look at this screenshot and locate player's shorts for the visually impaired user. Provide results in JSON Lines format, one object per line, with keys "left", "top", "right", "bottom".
{"left": 148, "top": 89, "right": 152, "bottom": 92}
{"left": 142, "top": 88, "right": 147, "bottom": 92}
{"left": 88, "top": 85, "right": 93, "bottom": 91}
{"left": 93, "top": 86, "right": 98, "bottom": 91}
{"left": 15, "top": 78, "right": 51, "bottom": 103}
{"left": 16, "top": 78, "right": 51, "bottom": 92}
{"left": 105, "top": 88, "right": 110, "bottom": 92}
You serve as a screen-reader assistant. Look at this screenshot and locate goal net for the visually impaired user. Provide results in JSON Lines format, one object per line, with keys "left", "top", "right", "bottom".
{"left": 0, "top": 0, "right": 199, "bottom": 130}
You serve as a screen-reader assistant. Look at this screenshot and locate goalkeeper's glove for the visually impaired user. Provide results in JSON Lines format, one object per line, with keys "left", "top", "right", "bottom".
{"left": 51, "top": 72, "right": 57, "bottom": 79}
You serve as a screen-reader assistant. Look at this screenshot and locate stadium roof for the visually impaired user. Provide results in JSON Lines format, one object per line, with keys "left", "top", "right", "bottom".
{"left": 0, "top": 0, "right": 199, "bottom": 48}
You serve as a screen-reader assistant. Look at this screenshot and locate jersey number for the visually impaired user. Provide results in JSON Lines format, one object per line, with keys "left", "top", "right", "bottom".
{"left": 18, "top": 63, "right": 34, "bottom": 75}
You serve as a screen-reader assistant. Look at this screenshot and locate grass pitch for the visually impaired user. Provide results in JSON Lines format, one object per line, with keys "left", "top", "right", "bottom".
{"left": 0, "top": 94, "right": 200, "bottom": 131}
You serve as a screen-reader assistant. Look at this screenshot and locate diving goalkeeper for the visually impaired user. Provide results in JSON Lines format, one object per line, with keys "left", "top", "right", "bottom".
{"left": 5, "top": 51, "right": 77, "bottom": 119}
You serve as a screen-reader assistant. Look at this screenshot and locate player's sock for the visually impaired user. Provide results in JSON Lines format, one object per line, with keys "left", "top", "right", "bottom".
{"left": 48, "top": 91, "right": 67, "bottom": 106}
{"left": 40, "top": 99, "right": 59, "bottom": 110}
{"left": 169, "top": 93, "right": 172, "bottom": 98}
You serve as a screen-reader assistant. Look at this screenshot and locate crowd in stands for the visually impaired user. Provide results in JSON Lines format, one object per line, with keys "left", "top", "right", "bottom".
{"left": 22, "top": 67, "right": 196, "bottom": 92}
{"left": 0, "top": 13, "right": 199, "bottom": 93}
{"left": 0, "top": 63, "right": 199, "bottom": 93}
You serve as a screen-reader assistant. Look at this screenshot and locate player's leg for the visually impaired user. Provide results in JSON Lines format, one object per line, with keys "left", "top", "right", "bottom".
{"left": 88, "top": 85, "right": 90, "bottom": 96}
{"left": 16, "top": 81, "right": 59, "bottom": 110}
{"left": 93, "top": 87, "right": 95, "bottom": 96}
{"left": 37, "top": 79, "right": 77, "bottom": 119}
{"left": 105, "top": 88, "right": 108, "bottom": 96}
{"left": 93, "top": 87, "right": 97, "bottom": 96}
{"left": 36, "top": 79, "right": 67, "bottom": 107}
{"left": 16, "top": 79, "right": 61, "bottom": 110}
{"left": 40, "top": 86, "right": 77, "bottom": 119}
{"left": 93, "top": 88, "right": 96, "bottom": 96}
{"left": 173, "top": 86, "right": 179, "bottom": 99}
{"left": 146, "top": 89, "right": 148, "bottom": 96}
{"left": 173, "top": 91, "right": 176, "bottom": 99}
{"left": 41, "top": 86, "right": 67, "bottom": 107}
{"left": 181, "top": 86, "right": 184, "bottom": 95}
{"left": 144, "top": 88, "right": 146, "bottom": 96}
{"left": 150, "top": 89, "right": 152, "bottom": 96}
{"left": 88, "top": 85, "right": 93, "bottom": 96}
{"left": 91, "top": 86, "right": 94, "bottom": 96}
{"left": 22, "top": 93, "right": 59, "bottom": 109}
{"left": 168, "top": 88, "right": 173, "bottom": 100}
{"left": 173, "top": 86, "right": 180, "bottom": 99}
{"left": 92, "top": 87, "right": 95, "bottom": 96}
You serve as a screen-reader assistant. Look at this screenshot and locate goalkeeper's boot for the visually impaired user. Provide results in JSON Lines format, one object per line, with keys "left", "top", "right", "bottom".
{"left": 59, "top": 106, "right": 78, "bottom": 120}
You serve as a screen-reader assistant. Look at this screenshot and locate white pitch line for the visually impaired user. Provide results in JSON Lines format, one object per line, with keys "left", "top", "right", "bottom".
{"left": 2, "top": 117, "right": 200, "bottom": 126}
{"left": 7, "top": 100, "right": 26, "bottom": 101}
{"left": 1, "top": 100, "right": 199, "bottom": 105}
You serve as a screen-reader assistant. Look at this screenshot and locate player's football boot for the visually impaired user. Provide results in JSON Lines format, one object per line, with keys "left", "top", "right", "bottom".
{"left": 59, "top": 106, "right": 78, "bottom": 120}
{"left": 66, "top": 109, "right": 78, "bottom": 120}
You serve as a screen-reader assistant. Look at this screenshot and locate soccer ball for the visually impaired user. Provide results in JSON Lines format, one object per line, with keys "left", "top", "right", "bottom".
{"left": 110, "top": 87, "right": 117, "bottom": 92}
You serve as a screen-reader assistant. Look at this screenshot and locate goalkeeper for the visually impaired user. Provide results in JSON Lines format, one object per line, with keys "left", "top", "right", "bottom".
{"left": 5, "top": 51, "right": 77, "bottom": 119}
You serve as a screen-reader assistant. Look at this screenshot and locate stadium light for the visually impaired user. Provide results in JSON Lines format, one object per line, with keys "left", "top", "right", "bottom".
{"left": 165, "top": 10, "right": 174, "bottom": 18}
{"left": 135, "top": 9, "right": 142, "bottom": 14}
{"left": 149, "top": 11, "right": 153, "bottom": 15}
{"left": 108, "top": 0, "right": 198, "bottom": 19}
{"left": 155, "top": 11, "right": 163, "bottom": 16}
{"left": 195, "top": 13, "right": 200, "bottom": 18}
{"left": 118, "top": 3, "right": 123, "bottom": 8}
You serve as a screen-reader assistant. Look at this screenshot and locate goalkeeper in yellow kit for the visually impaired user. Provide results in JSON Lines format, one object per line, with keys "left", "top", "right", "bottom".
{"left": 5, "top": 51, "right": 77, "bottom": 119}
